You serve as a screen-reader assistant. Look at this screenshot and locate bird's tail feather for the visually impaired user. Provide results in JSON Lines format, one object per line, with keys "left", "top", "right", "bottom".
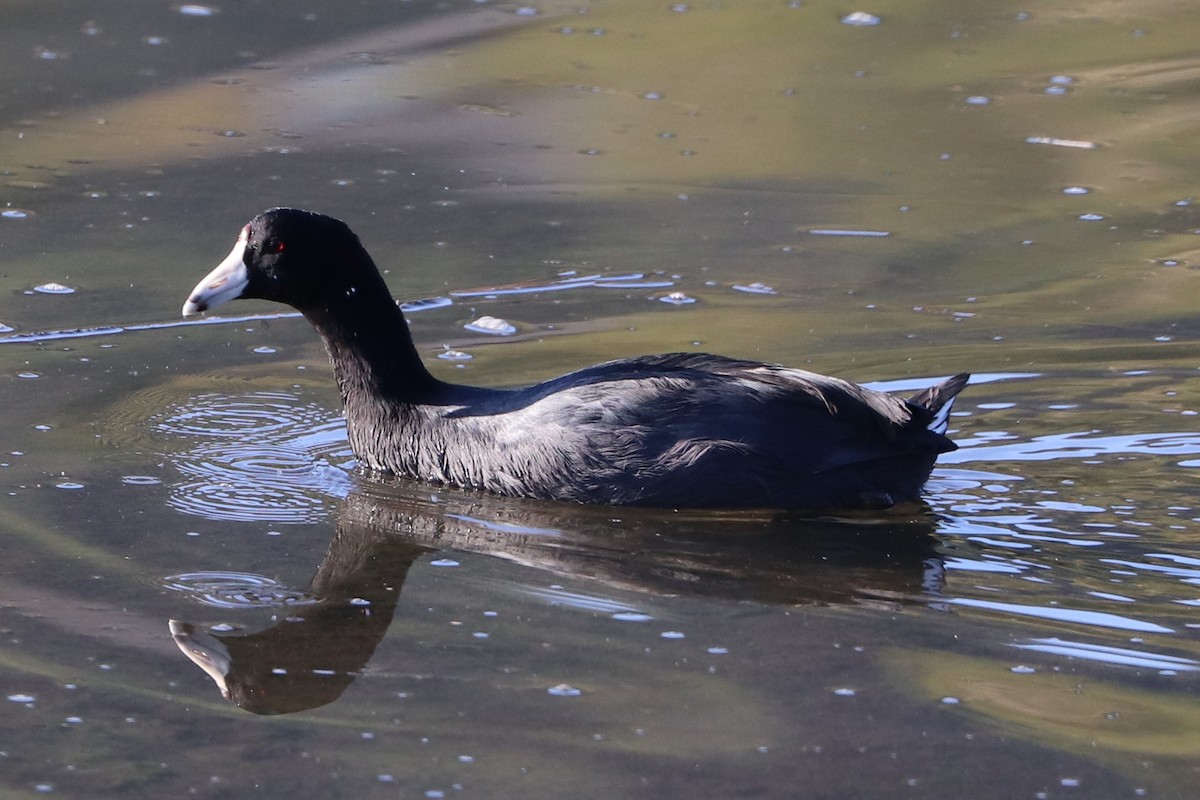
{"left": 908, "top": 373, "right": 970, "bottom": 435}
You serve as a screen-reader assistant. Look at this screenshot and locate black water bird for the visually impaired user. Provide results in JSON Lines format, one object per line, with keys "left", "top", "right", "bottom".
{"left": 183, "top": 208, "right": 968, "bottom": 509}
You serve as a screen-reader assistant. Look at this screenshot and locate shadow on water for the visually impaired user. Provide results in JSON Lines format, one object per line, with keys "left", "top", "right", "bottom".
{"left": 169, "top": 479, "right": 944, "bottom": 715}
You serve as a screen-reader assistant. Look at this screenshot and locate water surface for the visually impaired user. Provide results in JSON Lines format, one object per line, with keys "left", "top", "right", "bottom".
{"left": 3, "top": 1, "right": 1200, "bottom": 797}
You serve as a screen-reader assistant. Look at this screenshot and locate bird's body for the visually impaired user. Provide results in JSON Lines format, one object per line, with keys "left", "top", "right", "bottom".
{"left": 184, "top": 208, "right": 968, "bottom": 510}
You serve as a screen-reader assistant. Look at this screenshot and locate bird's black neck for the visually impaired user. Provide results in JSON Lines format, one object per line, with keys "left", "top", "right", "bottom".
{"left": 302, "top": 276, "right": 447, "bottom": 410}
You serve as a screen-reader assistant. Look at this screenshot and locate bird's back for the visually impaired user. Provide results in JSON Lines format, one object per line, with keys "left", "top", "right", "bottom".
{"left": 413, "top": 353, "right": 964, "bottom": 508}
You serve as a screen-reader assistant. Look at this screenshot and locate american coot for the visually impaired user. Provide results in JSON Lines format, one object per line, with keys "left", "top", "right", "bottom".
{"left": 183, "top": 208, "right": 968, "bottom": 510}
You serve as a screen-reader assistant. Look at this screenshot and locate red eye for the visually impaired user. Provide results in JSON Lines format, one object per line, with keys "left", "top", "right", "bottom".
{"left": 266, "top": 240, "right": 286, "bottom": 254}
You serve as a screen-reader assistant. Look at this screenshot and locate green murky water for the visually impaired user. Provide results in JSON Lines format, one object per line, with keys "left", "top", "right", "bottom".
{"left": 4, "top": 1, "right": 1200, "bottom": 797}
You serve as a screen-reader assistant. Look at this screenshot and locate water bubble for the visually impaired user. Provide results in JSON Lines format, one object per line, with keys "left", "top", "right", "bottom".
{"left": 833, "top": 687, "right": 857, "bottom": 697}
{"left": 437, "top": 349, "right": 473, "bottom": 361}
{"left": 1049, "top": 75, "right": 1075, "bottom": 85}
{"left": 671, "top": 3, "right": 690, "bottom": 11}
{"left": 252, "top": 346, "right": 277, "bottom": 354}
{"left": 33, "top": 282, "right": 76, "bottom": 295}
{"left": 400, "top": 296, "right": 453, "bottom": 313}
{"left": 547, "top": 683, "right": 582, "bottom": 697}
{"left": 430, "top": 558, "right": 460, "bottom": 567}
{"left": 17, "top": 372, "right": 39, "bottom": 379}
{"left": 515, "top": 6, "right": 538, "bottom": 16}
{"left": 144, "top": 35, "right": 167, "bottom": 46}
{"left": 55, "top": 482, "right": 84, "bottom": 490}
{"left": 464, "top": 316, "right": 516, "bottom": 335}
{"left": 732, "top": 282, "right": 776, "bottom": 295}
{"left": 178, "top": 4, "right": 217, "bottom": 16}
{"left": 841, "top": 11, "right": 881, "bottom": 26}
{"left": 612, "top": 611, "right": 653, "bottom": 622}
{"left": 1026, "top": 136, "right": 1097, "bottom": 149}
{"left": 660, "top": 630, "right": 686, "bottom": 639}
{"left": 706, "top": 646, "right": 729, "bottom": 654}
{"left": 1, "top": 209, "right": 32, "bottom": 219}
{"left": 1044, "top": 85, "right": 1068, "bottom": 96}
{"left": 1062, "top": 186, "right": 1090, "bottom": 195}
{"left": 1078, "top": 213, "right": 1106, "bottom": 221}
{"left": 941, "top": 696, "right": 961, "bottom": 704}
{"left": 964, "top": 95, "right": 990, "bottom": 105}
{"left": 659, "top": 291, "right": 695, "bottom": 305}
{"left": 7, "top": 693, "right": 35, "bottom": 703}
{"left": 643, "top": 91, "right": 663, "bottom": 101}
{"left": 809, "top": 228, "right": 890, "bottom": 237}
{"left": 1011, "top": 665, "right": 1036, "bottom": 674}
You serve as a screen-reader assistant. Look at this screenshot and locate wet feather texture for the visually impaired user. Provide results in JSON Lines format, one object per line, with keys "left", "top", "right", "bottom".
{"left": 183, "top": 208, "right": 968, "bottom": 509}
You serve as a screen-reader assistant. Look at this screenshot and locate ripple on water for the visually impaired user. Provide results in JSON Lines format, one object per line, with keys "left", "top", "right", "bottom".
{"left": 162, "top": 571, "right": 320, "bottom": 609}
{"left": 450, "top": 272, "right": 671, "bottom": 299}
{"left": 151, "top": 391, "right": 332, "bottom": 439}
{"left": 947, "top": 598, "right": 1173, "bottom": 634}
{"left": 1012, "top": 637, "right": 1198, "bottom": 671}
{"left": 152, "top": 391, "right": 352, "bottom": 523}
{"left": 400, "top": 296, "right": 453, "bottom": 313}
{"left": 171, "top": 442, "right": 350, "bottom": 523}
{"left": 121, "top": 475, "right": 162, "bottom": 486}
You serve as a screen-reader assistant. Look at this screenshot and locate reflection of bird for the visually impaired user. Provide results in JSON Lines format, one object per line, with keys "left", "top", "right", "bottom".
{"left": 184, "top": 208, "right": 968, "bottom": 510}
{"left": 170, "top": 482, "right": 944, "bottom": 715}
{"left": 170, "top": 532, "right": 425, "bottom": 715}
